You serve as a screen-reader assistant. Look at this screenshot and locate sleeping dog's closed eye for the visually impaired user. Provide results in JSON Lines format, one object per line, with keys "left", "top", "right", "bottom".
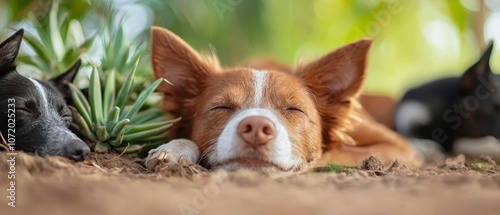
{"left": 15, "top": 100, "right": 38, "bottom": 114}
{"left": 0, "top": 29, "right": 90, "bottom": 161}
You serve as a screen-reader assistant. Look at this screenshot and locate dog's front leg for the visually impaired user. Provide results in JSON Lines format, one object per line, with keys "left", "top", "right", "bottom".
{"left": 144, "top": 139, "right": 200, "bottom": 170}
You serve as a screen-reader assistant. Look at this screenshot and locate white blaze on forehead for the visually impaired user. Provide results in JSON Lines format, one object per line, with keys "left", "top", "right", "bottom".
{"left": 28, "top": 78, "right": 79, "bottom": 138}
{"left": 210, "top": 70, "right": 303, "bottom": 171}
{"left": 252, "top": 70, "right": 267, "bottom": 107}
{"left": 28, "top": 78, "right": 50, "bottom": 114}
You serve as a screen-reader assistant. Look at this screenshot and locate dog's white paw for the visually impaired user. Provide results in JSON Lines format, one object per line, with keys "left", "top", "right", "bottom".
{"left": 144, "top": 139, "right": 200, "bottom": 170}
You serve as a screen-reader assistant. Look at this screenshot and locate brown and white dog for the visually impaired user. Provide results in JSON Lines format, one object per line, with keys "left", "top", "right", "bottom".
{"left": 145, "top": 26, "right": 421, "bottom": 175}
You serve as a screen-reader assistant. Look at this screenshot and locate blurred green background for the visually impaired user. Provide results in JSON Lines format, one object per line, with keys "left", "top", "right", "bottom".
{"left": 1, "top": 0, "right": 499, "bottom": 97}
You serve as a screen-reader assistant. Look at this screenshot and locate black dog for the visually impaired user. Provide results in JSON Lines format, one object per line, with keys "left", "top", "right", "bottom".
{"left": 395, "top": 42, "right": 500, "bottom": 153}
{"left": 0, "top": 29, "right": 90, "bottom": 161}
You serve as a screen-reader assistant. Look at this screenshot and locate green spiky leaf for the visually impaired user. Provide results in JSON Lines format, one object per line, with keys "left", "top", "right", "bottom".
{"left": 115, "top": 57, "right": 139, "bottom": 111}
{"left": 89, "top": 66, "right": 104, "bottom": 125}
{"left": 121, "top": 77, "right": 163, "bottom": 120}
{"left": 103, "top": 70, "right": 116, "bottom": 119}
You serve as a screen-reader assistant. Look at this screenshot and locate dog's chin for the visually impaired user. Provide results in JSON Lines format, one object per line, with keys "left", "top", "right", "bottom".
{"left": 216, "top": 158, "right": 300, "bottom": 176}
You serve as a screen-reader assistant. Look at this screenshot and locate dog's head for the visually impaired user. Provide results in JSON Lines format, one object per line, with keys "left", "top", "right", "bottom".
{"left": 0, "top": 29, "right": 89, "bottom": 161}
{"left": 459, "top": 42, "right": 500, "bottom": 138}
{"left": 151, "top": 27, "right": 369, "bottom": 174}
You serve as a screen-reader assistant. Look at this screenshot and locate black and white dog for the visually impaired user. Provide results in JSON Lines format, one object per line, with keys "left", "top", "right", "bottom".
{"left": 0, "top": 29, "right": 90, "bottom": 161}
{"left": 395, "top": 42, "right": 500, "bottom": 158}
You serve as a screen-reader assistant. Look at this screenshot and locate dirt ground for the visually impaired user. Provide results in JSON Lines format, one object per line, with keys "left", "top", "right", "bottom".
{"left": 0, "top": 152, "right": 499, "bottom": 215}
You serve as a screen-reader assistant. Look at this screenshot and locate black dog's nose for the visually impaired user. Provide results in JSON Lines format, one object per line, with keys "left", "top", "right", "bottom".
{"left": 65, "top": 140, "right": 90, "bottom": 161}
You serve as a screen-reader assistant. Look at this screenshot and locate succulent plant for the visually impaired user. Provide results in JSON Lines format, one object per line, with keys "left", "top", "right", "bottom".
{"left": 69, "top": 59, "right": 179, "bottom": 153}
{"left": 17, "top": 2, "right": 93, "bottom": 78}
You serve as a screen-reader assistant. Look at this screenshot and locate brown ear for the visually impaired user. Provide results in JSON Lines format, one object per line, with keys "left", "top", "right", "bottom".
{"left": 151, "top": 26, "right": 219, "bottom": 114}
{"left": 295, "top": 40, "right": 372, "bottom": 148}
{"left": 295, "top": 39, "right": 371, "bottom": 100}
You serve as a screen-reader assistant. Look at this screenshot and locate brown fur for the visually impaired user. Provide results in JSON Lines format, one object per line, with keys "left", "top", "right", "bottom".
{"left": 358, "top": 93, "right": 397, "bottom": 129}
{"left": 152, "top": 26, "right": 421, "bottom": 169}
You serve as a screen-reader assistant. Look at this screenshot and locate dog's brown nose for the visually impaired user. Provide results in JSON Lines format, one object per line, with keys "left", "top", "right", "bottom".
{"left": 237, "top": 116, "right": 276, "bottom": 145}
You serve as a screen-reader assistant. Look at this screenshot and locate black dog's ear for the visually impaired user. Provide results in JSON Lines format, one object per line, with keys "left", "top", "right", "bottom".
{"left": 51, "top": 59, "right": 81, "bottom": 86}
{"left": 50, "top": 59, "right": 82, "bottom": 103}
{"left": 461, "top": 41, "right": 494, "bottom": 93}
{"left": 0, "top": 29, "right": 24, "bottom": 75}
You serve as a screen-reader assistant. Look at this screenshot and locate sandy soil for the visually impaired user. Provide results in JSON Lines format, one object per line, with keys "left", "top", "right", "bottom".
{"left": 0, "top": 152, "right": 499, "bottom": 215}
